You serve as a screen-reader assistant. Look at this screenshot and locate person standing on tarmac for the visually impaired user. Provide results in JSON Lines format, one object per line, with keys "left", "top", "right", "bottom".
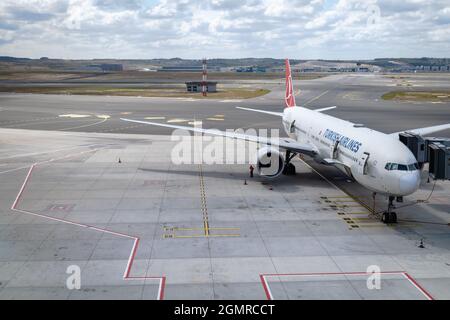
{"left": 249, "top": 165, "right": 254, "bottom": 178}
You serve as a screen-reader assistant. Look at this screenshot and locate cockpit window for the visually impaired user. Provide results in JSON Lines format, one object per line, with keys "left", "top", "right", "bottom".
{"left": 385, "top": 162, "right": 419, "bottom": 172}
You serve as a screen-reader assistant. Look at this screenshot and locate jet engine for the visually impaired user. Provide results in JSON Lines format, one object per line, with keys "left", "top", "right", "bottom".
{"left": 256, "top": 147, "right": 285, "bottom": 178}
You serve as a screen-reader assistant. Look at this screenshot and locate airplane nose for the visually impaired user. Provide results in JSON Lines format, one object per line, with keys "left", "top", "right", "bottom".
{"left": 399, "top": 172, "right": 420, "bottom": 195}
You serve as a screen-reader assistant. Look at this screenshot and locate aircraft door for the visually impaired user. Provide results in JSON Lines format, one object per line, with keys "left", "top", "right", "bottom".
{"left": 358, "top": 152, "right": 370, "bottom": 175}
{"left": 289, "top": 120, "right": 296, "bottom": 134}
{"left": 330, "top": 139, "right": 340, "bottom": 159}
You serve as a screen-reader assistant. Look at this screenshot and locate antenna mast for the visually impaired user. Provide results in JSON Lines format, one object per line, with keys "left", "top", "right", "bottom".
{"left": 202, "top": 58, "right": 207, "bottom": 97}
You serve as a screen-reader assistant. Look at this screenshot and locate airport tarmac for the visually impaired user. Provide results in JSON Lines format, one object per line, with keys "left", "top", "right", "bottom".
{"left": 0, "top": 73, "right": 449, "bottom": 300}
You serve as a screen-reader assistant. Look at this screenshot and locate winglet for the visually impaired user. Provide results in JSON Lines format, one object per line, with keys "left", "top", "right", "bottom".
{"left": 285, "top": 59, "right": 296, "bottom": 108}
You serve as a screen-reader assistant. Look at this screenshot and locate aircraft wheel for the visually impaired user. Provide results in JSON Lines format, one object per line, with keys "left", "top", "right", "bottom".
{"left": 381, "top": 212, "right": 390, "bottom": 224}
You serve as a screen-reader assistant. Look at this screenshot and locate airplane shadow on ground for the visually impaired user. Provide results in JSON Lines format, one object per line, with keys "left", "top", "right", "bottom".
{"left": 137, "top": 167, "right": 327, "bottom": 194}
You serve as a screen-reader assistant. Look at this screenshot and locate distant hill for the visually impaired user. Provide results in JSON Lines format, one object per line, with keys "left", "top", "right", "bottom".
{"left": 0, "top": 56, "right": 32, "bottom": 62}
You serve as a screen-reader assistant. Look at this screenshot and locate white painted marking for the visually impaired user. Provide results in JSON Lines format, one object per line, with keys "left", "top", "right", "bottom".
{"left": 96, "top": 115, "right": 110, "bottom": 119}
{"left": 0, "top": 145, "right": 93, "bottom": 161}
{"left": 167, "top": 118, "right": 190, "bottom": 123}
{"left": 304, "top": 90, "right": 329, "bottom": 106}
{"left": 220, "top": 100, "right": 243, "bottom": 103}
{"left": 11, "top": 165, "right": 35, "bottom": 210}
{"left": 55, "top": 115, "right": 110, "bottom": 131}
{"left": 175, "top": 98, "right": 196, "bottom": 102}
{"left": 145, "top": 117, "right": 166, "bottom": 120}
{"left": 59, "top": 114, "right": 91, "bottom": 118}
{"left": 0, "top": 165, "right": 36, "bottom": 175}
{"left": 60, "top": 117, "right": 108, "bottom": 131}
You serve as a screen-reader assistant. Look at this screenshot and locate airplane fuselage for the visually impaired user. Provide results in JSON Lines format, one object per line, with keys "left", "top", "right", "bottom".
{"left": 282, "top": 106, "right": 421, "bottom": 197}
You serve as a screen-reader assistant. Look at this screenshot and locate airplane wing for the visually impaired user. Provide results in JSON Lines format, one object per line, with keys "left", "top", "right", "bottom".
{"left": 236, "top": 107, "right": 283, "bottom": 117}
{"left": 120, "top": 118, "right": 317, "bottom": 156}
{"left": 236, "top": 106, "right": 337, "bottom": 115}
{"left": 314, "top": 106, "right": 337, "bottom": 113}
{"left": 391, "top": 123, "right": 450, "bottom": 137}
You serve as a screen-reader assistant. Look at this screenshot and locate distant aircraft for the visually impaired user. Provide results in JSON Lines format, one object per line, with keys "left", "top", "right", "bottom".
{"left": 122, "top": 59, "right": 450, "bottom": 224}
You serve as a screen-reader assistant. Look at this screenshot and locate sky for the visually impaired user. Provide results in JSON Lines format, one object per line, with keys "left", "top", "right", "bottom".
{"left": 0, "top": 0, "right": 449, "bottom": 60}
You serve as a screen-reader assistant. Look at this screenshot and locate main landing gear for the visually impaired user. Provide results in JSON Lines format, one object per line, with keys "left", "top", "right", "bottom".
{"left": 381, "top": 196, "right": 398, "bottom": 224}
{"left": 283, "top": 150, "right": 297, "bottom": 176}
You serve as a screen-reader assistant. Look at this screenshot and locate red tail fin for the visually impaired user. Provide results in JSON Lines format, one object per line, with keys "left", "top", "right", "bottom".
{"left": 285, "top": 59, "right": 296, "bottom": 108}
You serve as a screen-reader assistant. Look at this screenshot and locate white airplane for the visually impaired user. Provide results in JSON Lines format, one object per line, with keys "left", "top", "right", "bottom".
{"left": 122, "top": 59, "right": 450, "bottom": 224}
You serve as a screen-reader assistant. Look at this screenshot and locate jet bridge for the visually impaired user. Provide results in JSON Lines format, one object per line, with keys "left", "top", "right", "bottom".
{"left": 399, "top": 133, "right": 427, "bottom": 163}
{"left": 399, "top": 133, "right": 450, "bottom": 180}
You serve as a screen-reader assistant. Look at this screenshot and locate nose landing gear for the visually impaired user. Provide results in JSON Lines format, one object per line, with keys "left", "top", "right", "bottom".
{"left": 382, "top": 196, "right": 397, "bottom": 224}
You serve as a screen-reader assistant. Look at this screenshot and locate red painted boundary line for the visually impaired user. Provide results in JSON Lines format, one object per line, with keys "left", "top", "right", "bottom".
{"left": 260, "top": 271, "right": 434, "bottom": 301}
{"left": 10, "top": 148, "right": 166, "bottom": 300}
{"left": 260, "top": 274, "right": 272, "bottom": 300}
{"left": 402, "top": 272, "right": 434, "bottom": 301}
{"left": 159, "top": 276, "right": 166, "bottom": 300}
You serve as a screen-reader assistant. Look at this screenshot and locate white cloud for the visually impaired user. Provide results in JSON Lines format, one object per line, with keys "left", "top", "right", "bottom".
{"left": 0, "top": 0, "right": 448, "bottom": 59}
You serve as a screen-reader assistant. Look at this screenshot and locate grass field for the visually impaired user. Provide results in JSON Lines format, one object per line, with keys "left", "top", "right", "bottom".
{"left": 0, "top": 86, "right": 271, "bottom": 100}
{"left": 382, "top": 91, "right": 450, "bottom": 102}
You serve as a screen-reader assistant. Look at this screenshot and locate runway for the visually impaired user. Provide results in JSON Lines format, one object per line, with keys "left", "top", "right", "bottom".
{"left": 0, "top": 73, "right": 449, "bottom": 300}
{"left": 1, "top": 73, "right": 450, "bottom": 136}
